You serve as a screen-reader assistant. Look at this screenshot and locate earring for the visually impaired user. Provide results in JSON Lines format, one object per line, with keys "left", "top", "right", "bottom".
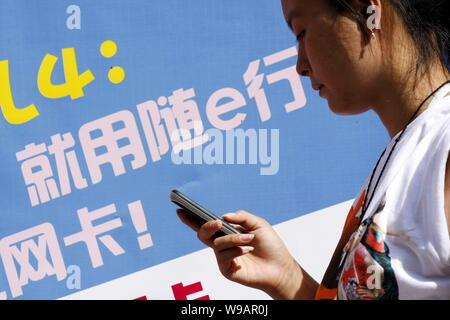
{"left": 371, "top": 31, "right": 376, "bottom": 40}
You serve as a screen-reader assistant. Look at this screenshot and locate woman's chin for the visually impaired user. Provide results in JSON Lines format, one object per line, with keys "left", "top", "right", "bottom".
{"left": 326, "top": 99, "right": 346, "bottom": 115}
{"left": 327, "top": 98, "right": 364, "bottom": 116}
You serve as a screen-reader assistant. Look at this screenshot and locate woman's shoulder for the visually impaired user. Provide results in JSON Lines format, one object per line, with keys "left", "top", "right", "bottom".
{"left": 433, "top": 112, "right": 450, "bottom": 151}
{"left": 424, "top": 93, "right": 450, "bottom": 152}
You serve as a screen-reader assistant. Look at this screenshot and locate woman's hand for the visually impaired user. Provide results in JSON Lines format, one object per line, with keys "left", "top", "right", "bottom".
{"left": 176, "top": 209, "right": 318, "bottom": 299}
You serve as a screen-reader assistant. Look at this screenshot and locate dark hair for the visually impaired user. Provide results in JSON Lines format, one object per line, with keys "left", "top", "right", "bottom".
{"left": 327, "top": 0, "right": 450, "bottom": 74}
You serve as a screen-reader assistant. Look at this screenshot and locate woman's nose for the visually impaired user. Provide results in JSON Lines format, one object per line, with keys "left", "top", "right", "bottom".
{"left": 296, "top": 50, "right": 311, "bottom": 77}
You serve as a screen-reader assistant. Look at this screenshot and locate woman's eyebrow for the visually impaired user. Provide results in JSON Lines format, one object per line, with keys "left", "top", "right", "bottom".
{"left": 286, "top": 9, "right": 302, "bottom": 32}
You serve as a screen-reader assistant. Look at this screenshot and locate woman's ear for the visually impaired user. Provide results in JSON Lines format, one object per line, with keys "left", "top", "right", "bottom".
{"left": 349, "top": 0, "right": 381, "bottom": 10}
{"left": 348, "top": 0, "right": 382, "bottom": 34}
{"left": 349, "top": 0, "right": 382, "bottom": 19}
{"left": 366, "top": 1, "right": 382, "bottom": 33}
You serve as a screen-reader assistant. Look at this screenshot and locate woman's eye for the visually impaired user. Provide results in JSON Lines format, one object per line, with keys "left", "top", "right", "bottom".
{"left": 296, "top": 30, "right": 306, "bottom": 42}
{"left": 295, "top": 30, "right": 305, "bottom": 51}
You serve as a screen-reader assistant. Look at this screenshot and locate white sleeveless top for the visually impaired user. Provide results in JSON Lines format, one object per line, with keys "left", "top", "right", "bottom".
{"left": 333, "top": 84, "right": 450, "bottom": 300}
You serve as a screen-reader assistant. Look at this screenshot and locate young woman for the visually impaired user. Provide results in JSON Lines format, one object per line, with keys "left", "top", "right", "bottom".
{"left": 177, "top": 0, "right": 450, "bottom": 300}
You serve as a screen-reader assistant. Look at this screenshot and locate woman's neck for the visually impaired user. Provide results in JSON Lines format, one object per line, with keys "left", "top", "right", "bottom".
{"left": 373, "top": 64, "right": 450, "bottom": 139}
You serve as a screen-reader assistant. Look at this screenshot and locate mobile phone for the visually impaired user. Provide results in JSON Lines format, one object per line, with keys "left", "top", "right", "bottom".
{"left": 170, "top": 189, "right": 242, "bottom": 238}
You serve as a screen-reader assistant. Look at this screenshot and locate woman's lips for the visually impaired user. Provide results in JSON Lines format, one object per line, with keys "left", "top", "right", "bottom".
{"left": 318, "top": 85, "right": 325, "bottom": 97}
{"left": 312, "top": 83, "right": 324, "bottom": 91}
{"left": 312, "top": 82, "right": 326, "bottom": 97}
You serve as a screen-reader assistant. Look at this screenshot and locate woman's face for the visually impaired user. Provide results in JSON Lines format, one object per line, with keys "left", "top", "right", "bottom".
{"left": 281, "top": 0, "right": 384, "bottom": 115}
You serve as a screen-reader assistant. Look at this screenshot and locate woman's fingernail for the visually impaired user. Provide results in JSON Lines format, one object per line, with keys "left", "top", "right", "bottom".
{"left": 241, "top": 246, "right": 254, "bottom": 254}
{"left": 214, "top": 220, "right": 222, "bottom": 228}
{"left": 223, "top": 212, "right": 235, "bottom": 218}
{"left": 240, "top": 234, "right": 255, "bottom": 241}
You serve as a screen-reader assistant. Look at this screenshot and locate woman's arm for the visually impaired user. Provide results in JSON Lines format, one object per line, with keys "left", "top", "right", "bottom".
{"left": 266, "top": 261, "right": 319, "bottom": 300}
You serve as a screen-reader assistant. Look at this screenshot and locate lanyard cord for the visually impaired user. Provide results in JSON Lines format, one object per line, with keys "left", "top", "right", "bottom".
{"left": 360, "top": 80, "right": 450, "bottom": 221}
